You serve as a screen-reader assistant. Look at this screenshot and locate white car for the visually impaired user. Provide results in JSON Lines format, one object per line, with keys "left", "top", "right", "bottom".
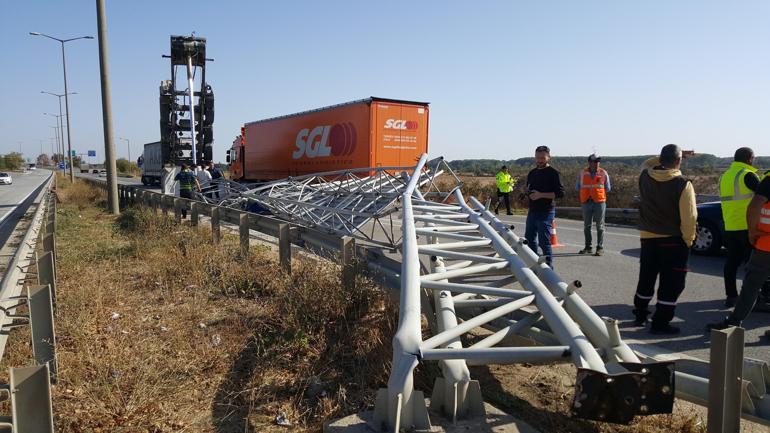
{"left": 0, "top": 172, "right": 12, "bottom": 185}
{"left": 98, "top": 169, "right": 107, "bottom": 177}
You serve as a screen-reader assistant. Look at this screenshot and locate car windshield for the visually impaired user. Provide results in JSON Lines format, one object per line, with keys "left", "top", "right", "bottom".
{"left": 0, "top": 173, "right": 8, "bottom": 177}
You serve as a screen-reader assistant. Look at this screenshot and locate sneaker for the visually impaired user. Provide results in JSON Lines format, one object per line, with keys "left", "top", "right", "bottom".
{"left": 724, "top": 296, "right": 737, "bottom": 308}
{"left": 578, "top": 247, "right": 593, "bottom": 255}
{"left": 594, "top": 247, "right": 604, "bottom": 256}
{"left": 650, "top": 324, "right": 681, "bottom": 335}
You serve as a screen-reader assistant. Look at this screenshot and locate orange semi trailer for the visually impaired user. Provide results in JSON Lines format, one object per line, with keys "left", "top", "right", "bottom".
{"left": 227, "top": 97, "right": 429, "bottom": 181}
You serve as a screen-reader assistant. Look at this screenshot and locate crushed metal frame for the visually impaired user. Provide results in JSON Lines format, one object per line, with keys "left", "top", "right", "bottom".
{"left": 372, "top": 154, "right": 675, "bottom": 431}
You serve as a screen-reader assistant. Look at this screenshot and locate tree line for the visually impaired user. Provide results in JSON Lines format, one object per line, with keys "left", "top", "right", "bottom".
{"left": 448, "top": 154, "right": 770, "bottom": 176}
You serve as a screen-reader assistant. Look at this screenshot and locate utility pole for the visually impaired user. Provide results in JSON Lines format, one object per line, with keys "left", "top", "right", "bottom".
{"left": 96, "top": 0, "right": 119, "bottom": 214}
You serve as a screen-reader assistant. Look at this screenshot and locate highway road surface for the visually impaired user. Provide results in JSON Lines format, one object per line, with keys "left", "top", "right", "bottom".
{"left": 0, "top": 169, "right": 51, "bottom": 243}
{"left": 498, "top": 213, "right": 769, "bottom": 363}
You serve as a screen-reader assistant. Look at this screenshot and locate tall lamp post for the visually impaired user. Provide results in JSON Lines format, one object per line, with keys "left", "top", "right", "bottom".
{"left": 41, "top": 91, "right": 76, "bottom": 170}
{"left": 48, "top": 126, "right": 60, "bottom": 164}
{"left": 30, "top": 32, "right": 93, "bottom": 182}
{"left": 118, "top": 137, "right": 131, "bottom": 162}
{"left": 43, "top": 113, "right": 63, "bottom": 166}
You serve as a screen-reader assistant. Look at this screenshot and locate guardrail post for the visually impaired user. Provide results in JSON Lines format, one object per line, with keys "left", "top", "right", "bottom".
{"left": 191, "top": 202, "right": 199, "bottom": 227}
{"left": 8, "top": 364, "right": 55, "bottom": 432}
{"left": 161, "top": 195, "right": 169, "bottom": 217}
{"left": 174, "top": 199, "right": 182, "bottom": 223}
{"left": 279, "top": 223, "right": 291, "bottom": 274}
{"left": 36, "top": 252, "right": 56, "bottom": 308}
{"left": 708, "top": 327, "right": 744, "bottom": 433}
{"left": 211, "top": 207, "right": 221, "bottom": 244}
{"left": 28, "top": 284, "right": 57, "bottom": 382}
{"left": 341, "top": 236, "right": 355, "bottom": 291}
{"left": 239, "top": 213, "right": 250, "bottom": 256}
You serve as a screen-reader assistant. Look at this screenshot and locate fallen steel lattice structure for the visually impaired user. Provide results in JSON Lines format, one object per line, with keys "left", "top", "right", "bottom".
{"left": 204, "top": 157, "right": 461, "bottom": 247}
{"left": 368, "top": 154, "right": 675, "bottom": 431}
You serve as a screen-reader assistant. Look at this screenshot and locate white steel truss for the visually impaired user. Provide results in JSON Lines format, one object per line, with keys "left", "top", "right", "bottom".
{"left": 205, "top": 158, "right": 462, "bottom": 247}
{"left": 373, "top": 154, "right": 676, "bottom": 431}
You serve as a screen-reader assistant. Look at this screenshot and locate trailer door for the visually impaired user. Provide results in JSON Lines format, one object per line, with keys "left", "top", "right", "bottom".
{"left": 373, "top": 102, "right": 428, "bottom": 168}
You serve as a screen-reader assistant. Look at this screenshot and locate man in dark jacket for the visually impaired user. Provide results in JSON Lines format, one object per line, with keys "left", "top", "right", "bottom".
{"left": 174, "top": 163, "right": 200, "bottom": 218}
{"left": 524, "top": 145, "right": 564, "bottom": 267}
{"left": 632, "top": 144, "right": 697, "bottom": 335}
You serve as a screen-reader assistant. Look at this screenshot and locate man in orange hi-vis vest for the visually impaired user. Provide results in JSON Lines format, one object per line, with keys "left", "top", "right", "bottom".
{"left": 708, "top": 173, "right": 770, "bottom": 334}
{"left": 577, "top": 154, "right": 611, "bottom": 256}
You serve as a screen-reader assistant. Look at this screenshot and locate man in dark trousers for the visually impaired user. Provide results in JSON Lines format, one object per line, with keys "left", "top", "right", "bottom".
{"left": 708, "top": 174, "right": 770, "bottom": 334}
{"left": 632, "top": 144, "right": 697, "bottom": 334}
{"left": 524, "top": 145, "right": 564, "bottom": 268}
{"left": 718, "top": 147, "right": 760, "bottom": 307}
{"left": 174, "top": 163, "right": 200, "bottom": 218}
{"left": 494, "top": 165, "right": 515, "bottom": 215}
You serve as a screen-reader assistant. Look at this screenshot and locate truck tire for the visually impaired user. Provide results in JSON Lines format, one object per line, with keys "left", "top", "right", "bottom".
{"left": 141, "top": 176, "right": 148, "bottom": 186}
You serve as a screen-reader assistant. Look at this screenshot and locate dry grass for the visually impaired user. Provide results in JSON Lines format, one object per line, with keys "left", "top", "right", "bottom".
{"left": 43, "top": 178, "right": 397, "bottom": 432}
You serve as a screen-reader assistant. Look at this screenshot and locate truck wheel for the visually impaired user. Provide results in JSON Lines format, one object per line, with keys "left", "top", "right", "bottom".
{"left": 141, "top": 176, "right": 148, "bottom": 186}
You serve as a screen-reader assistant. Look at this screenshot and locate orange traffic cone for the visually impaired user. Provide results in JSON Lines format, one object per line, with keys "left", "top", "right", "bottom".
{"left": 550, "top": 220, "right": 564, "bottom": 248}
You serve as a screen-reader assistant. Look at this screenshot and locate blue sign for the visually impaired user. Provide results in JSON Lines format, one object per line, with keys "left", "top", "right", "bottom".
{"left": 88, "top": 150, "right": 96, "bottom": 157}
{"left": 58, "top": 162, "right": 65, "bottom": 169}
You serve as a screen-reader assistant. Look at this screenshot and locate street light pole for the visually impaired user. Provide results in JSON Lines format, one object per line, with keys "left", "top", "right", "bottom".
{"left": 118, "top": 137, "right": 131, "bottom": 162}
{"left": 95, "top": 0, "right": 119, "bottom": 214}
{"left": 30, "top": 32, "right": 93, "bottom": 182}
{"left": 44, "top": 113, "right": 61, "bottom": 161}
{"left": 42, "top": 91, "right": 76, "bottom": 172}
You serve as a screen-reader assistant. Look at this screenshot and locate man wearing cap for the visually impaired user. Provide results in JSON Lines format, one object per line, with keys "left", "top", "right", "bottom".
{"left": 495, "top": 165, "right": 515, "bottom": 215}
{"left": 525, "top": 145, "right": 565, "bottom": 268}
{"left": 577, "top": 154, "right": 611, "bottom": 256}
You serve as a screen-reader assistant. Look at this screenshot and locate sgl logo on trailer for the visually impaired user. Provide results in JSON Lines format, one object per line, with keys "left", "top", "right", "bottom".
{"left": 384, "top": 119, "right": 419, "bottom": 130}
{"left": 292, "top": 123, "right": 357, "bottom": 159}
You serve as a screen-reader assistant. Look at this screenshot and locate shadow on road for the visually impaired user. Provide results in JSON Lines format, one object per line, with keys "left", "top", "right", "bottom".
{"left": 594, "top": 300, "right": 770, "bottom": 353}
{"left": 620, "top": 247, "right": 730, "bottom": 278}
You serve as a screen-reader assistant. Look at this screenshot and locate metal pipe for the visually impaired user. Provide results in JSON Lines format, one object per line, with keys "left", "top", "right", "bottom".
{"left": 420, "top": 295, "right": 535, "bottom": 350}
{"left": 186, "top": 56, "right": 197, "bottom": 165}
{"left": 418, "top": 247, "right": 505, "bottom": 264}
{"left": 420, "top": 280, "right": 531, "bottom": 299}
{"left": 421, "top": 346, "right": 570, "bottom": 363}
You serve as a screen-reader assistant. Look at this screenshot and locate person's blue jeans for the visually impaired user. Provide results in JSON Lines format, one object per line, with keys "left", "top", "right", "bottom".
{"left": 525, "top": 208, "right": 556, "bottom": 267}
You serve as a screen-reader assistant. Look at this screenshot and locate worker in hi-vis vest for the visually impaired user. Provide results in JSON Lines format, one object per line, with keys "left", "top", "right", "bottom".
{"left": 719, "top": 147, "right": 760, "bottom": 308}
{"left": 494, "top": 165, "right": 515, "bottom": 215}
{"left": 708, "top": 170, "right": 770, "bottom": 334}
{"left": 577, "top": 154, "right": 611, "bottom": 256}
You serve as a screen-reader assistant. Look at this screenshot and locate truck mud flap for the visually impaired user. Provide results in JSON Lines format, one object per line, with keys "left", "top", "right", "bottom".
{"left": 572, "top": 361, "right": 675, "bottom": 424}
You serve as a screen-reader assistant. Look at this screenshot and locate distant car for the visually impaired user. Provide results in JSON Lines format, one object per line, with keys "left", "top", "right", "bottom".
{"left": 693, "top": 201, "right": 724, "bottom": 255}
{"left": 27, "top": 164, "right": 36, "bottom": 170}
{"left": 0, "top": 172, "right": 12, "bottom": 185}
{"left": 92, "top": 169, "right": 99, "bottom": 174}
{"left": 98, "top": 169, "right": 107, "bottom": 177}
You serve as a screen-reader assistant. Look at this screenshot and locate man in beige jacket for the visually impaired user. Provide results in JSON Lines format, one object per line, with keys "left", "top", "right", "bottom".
{"left": 632, "top": 144, "right": 697, "bottom": 334}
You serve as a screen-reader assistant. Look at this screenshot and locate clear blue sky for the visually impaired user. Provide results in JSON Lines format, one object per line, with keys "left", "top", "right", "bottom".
{"left": 2, "top": 1, "right": 768, "bottom": 162}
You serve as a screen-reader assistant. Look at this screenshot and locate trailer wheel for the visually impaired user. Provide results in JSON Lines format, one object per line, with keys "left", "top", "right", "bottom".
{"left": 141, "top": 176, "right": 148, "bottom": 186}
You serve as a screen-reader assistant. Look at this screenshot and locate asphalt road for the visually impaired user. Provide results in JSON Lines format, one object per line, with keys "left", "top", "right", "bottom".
{"left": 497, "top": 213, "right": 770, "bottom": 363}
{"left": 0, "top": 169, "right": 51, "bottom": 230}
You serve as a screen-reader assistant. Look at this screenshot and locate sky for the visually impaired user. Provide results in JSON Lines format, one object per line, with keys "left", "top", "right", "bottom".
{"left": 1, "top": 1, "right": 769, "bottom": 162}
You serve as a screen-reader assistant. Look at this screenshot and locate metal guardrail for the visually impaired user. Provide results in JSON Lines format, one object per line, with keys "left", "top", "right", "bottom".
{"left": 83, "top": 175, "right": 768, "bottom": 431}
{"left": 0, "top": 172, "right": 57, "bottom": 431}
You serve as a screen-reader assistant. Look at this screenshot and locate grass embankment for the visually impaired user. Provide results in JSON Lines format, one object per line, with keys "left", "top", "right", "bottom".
{"left": 1, "top": 177, "right": 717, "bottom": 433}
{"left": 46, "top": 178, "right": 396, "bottom": 432}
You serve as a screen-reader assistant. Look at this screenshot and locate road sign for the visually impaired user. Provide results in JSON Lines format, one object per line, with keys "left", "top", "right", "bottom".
{"left": 88, "top": 150, "right": 96, "bottom": 157}
{"left": 58, "top": 162, "right": 65, "bottom": 169}
{"left": 70, "top": 150, "right": 77, "bottom": 157}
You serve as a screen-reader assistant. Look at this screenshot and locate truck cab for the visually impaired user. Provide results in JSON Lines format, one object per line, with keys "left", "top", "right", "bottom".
{"left": 227, "top": 133, "right": 244, "bottom": 180}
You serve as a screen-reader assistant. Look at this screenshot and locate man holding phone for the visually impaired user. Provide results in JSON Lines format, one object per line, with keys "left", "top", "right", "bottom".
{"left": 524, "top": 145, "right": 565, "bottom": 268}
